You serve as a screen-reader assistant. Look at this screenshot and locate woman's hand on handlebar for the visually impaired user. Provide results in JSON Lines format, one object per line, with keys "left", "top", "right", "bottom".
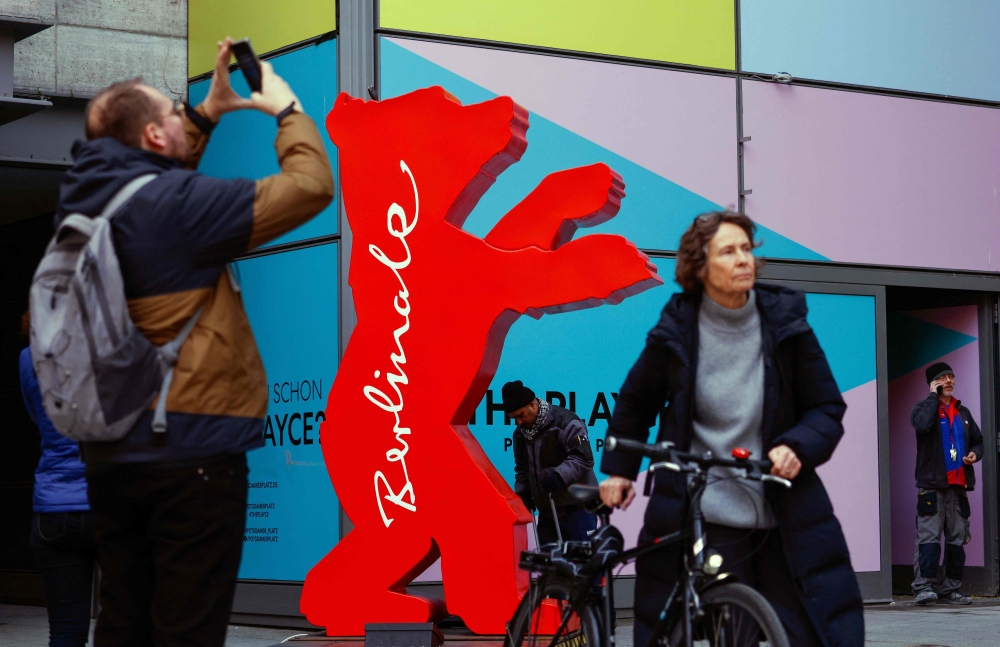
{"left": 600, "top": 476, "right": 636, "bottom": 511}
{"left": 768, "top": 445, "right": 801, "bottom": 480}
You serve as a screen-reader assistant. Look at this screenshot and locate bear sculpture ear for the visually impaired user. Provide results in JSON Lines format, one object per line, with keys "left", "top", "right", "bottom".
{"left": 326, "top": 92, "right": 363, "bottom": 147}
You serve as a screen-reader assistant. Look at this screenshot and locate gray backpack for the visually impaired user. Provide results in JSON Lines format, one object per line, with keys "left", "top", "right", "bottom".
{"left": 29, "top": 174, "right": 204, "bottom": 442}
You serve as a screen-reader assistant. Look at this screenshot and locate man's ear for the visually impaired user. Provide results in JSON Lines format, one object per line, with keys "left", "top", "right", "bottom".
{"left": 141, "top": 122, "right": 165, "bottom": 151}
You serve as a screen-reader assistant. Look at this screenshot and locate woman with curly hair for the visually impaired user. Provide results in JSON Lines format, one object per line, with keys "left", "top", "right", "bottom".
{"left": 600, "top": 212, "right": 864, "bottom": 647}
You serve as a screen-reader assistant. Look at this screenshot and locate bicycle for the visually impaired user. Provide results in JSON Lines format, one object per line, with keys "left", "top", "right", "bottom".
{"left": 503, "top": 437, "right": 794, "bottom": 647}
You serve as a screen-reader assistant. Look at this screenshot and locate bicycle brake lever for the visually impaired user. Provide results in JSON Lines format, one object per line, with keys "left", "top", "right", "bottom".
{"left": 649, "top": 461, "right": 681, "bottom": 472}
{"left": 761, "top": 474, "right": 792, "bottom": 488}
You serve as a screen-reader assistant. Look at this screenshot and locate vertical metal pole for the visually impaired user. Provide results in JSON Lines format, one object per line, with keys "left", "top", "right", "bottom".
{"left": 977, "top": 295, "right": 999, "bottom": 594}
{"left": 548, "top": 494, "right": 563, "bottom": 549}
{"left": 734, "top": 0, "right": 746, "bottom": 214}
{"left": 873, "top": 285, "right": 894, "bottom": 601}
{"left": 337, "top": 0, "right": 375, "bottom": 540}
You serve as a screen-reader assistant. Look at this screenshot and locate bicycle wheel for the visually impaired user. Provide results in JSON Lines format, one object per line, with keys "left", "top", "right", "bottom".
{"left": 667, "top": 583, "right": 790, "bottom": 647}
{"left": 504, "top": 577, "right": 603, "bottom": 647}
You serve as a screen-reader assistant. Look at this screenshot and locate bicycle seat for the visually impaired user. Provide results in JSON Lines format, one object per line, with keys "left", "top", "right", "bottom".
{"left": 567, "top": 484, "right": 601, "bottom": 505}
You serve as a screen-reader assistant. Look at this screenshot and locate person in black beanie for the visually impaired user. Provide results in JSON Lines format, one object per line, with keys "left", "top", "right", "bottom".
{"left": 503, "top": 380, "right": 599, "bottom": 545}
{"left": 910, "top": 361, "right": 983, "bottom": 605}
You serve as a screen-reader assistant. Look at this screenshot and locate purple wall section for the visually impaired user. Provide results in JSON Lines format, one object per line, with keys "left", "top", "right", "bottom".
{"left": 742, "top": 81, "right": 1000, "bottom": 271}
{"left": 390, "top": 38, "right": 738, "bottom": 208}
{"left": 819, "top": 380, "right": 881, "bottom": 572}
{"left": 889, "top": 307, "right": 983, "bottom": 568}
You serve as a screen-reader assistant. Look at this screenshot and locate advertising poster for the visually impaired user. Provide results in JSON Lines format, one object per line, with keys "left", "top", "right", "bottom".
{"left": 234, "top": 243, "right": 341, "bottom": 580}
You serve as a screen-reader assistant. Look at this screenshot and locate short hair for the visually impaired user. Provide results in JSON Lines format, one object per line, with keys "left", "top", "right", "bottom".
{"left": 84, "top": 77, "right": 161, "bottom": 147}
{"left": 675, "top": 211, "right": 765, "bottom": 292}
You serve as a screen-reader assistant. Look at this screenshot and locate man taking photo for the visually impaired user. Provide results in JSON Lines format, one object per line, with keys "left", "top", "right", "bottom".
{"left": 504, "top": 381, "right": 599, "bottom": 545}
{"left": 910, "top": 362, "right": 983, "bottom": 605}
{"left": 57, "top": 38, "right": 333, "bottom": 646}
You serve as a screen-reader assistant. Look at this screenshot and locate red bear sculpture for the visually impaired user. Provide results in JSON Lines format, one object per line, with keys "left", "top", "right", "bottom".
{"left": 301, "top": 86, "right": 662, "bottom": 635}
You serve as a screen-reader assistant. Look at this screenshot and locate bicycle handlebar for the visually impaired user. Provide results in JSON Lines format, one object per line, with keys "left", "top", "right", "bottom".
{"left": 605, "top": 436, "right": 791, "bottom": 487}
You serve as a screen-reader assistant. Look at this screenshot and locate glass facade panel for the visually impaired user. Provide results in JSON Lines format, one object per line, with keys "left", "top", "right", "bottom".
{"left": 742, "top": 81, "right": 1000, "bottom": 270}
{"left": 188, "top": 0, "right": 337, "bottom": 77}
{"left": 189, "top": 39, "right": 339, "bottom": 246}
{"left": 234, "top": 242, "right": 340, "bottom": 580}
{"left": 742, "top": 0, "right": 1000, "bottom": 101}
{"left": 380, "top": 0, "right": 736, "bottom": 70}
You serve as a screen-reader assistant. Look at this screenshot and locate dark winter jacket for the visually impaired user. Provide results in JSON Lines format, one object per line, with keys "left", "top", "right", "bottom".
{"left": 56, "top": 106, "right": 333, "bottom": 464}
{"left": 513, "top": 404, "right": 599, "bottom": 516}
{"left": 602, "top": 284, "right": 864, "bottom": 647}
{"left": 20, "top": 347, "right": 89, "bottom": 512}
{"left": 910, "top": 393, "right": 983, "bottom": 490}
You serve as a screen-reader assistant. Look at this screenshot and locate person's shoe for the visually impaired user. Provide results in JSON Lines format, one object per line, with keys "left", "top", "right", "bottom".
{"left": 937, "top": 592, "right": 972, "bottom": 605}
{"left": 914, "top": 590, "right": 938, "bottom": 605}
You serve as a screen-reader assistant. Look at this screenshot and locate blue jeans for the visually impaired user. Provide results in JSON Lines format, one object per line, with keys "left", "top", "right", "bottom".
{"left": 30, "top": 511, "right": 97, "bottom": 647}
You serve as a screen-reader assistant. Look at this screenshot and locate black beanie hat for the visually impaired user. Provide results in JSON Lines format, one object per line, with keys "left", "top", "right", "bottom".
{"left": 926, "top": 362, "right": 954, "bottom": 384}
{"left": 502, "top": 380, "right": 536, "bottom": 413}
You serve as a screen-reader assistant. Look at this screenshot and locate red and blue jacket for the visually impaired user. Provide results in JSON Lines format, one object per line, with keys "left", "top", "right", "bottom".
{"left": 911, "top": 393, "right": 983, "bottom": 490}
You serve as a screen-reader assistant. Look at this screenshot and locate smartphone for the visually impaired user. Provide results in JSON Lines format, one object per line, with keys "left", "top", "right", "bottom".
{"left": 231, "top": 39, "right": 262, "bottom": 93}
{"left": 937, "top": 385, "right": 943, "bottom": 395}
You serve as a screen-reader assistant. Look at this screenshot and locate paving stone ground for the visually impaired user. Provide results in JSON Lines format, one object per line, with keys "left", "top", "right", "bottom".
{"left": 4, "top": 597, "right": 1000, "bottom": 646}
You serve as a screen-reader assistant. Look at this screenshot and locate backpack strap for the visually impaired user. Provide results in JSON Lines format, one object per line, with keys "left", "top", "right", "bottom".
{"left": 152, "top": 303, "right": 206, "bottom": 434}
{"left": 53, "top": 174, "right": 159, "bottom": 244}
{"left": 100, "top": 173, "right": 158, "bottom": 220}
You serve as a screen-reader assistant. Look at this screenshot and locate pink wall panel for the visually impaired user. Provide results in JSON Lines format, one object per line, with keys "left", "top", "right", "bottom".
{"left": 743, "top": 82, "right": 1000, "bottom": 271}
{"left": 818, "top": 380, "right": 881, "bottom": 572}
{"left": 391, "top": 38, "right": 738, "bottom": 208}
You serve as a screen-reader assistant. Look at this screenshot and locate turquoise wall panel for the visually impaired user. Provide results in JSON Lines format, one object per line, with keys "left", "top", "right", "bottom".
{"left": 189, "top": 40, "right": 339, "bottom": 247}
{"left": 805, "top": 293, "right": 876, "bottom": 393}
{"left": 741, "top": 0, "right": 1000, "bottom": 101}
{"left": 234, "top": 243, "right": 339, "bottom": 580}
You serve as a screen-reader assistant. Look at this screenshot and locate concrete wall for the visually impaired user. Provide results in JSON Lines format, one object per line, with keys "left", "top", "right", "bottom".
{"left": 6, "top": 0, "right": 187, "bottom": 100}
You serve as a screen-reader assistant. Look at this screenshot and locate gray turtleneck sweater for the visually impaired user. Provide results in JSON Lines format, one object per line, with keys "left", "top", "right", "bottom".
{"left": 690, "top": 291, "right": 776, "bottom": 529}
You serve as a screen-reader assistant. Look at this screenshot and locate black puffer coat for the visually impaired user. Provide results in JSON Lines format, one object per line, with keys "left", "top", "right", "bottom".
{"left": 513, "top": 405, "right": 599, "bottom": 515}
{"left": 602, "top": 284, "right": 864, "bottom": 647}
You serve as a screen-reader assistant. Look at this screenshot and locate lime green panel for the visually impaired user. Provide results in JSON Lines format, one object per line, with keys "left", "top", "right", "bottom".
{"left": 380, "top": 0, "right": 735, "bottom": 70}
{"left": 188, "top": 0, "right": 337, "bottom": 77}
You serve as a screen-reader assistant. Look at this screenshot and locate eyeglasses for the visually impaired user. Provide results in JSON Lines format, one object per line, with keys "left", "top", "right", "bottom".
{"left": 153, "top": 100, "right": 185, "bottom": 124}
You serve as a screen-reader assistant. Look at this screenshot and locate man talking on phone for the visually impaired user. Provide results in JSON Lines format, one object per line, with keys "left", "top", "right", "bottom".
{"left": 55, "top": 38, "right": 333, "bottom": 646}
{"left": 910, "top": 362, "right": 983, "bottom": 606}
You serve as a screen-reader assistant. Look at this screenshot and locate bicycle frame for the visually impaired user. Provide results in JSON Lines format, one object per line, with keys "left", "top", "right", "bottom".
{"left": 520, "top": 444, "right": 789, "bottom": 647}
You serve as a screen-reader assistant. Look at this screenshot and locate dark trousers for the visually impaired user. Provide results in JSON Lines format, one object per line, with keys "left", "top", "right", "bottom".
{"left": 634, "top": 523, "right": 821, "bottom": 647}
{"left": 86, "top": 453, "right": 248, "bottom": 647}
{"left": 30, "top": 511, "right": 97, "bottom": 647}
{"left": 536, "top": 508, "right": 597, "bottom": 545}
{"left": 913, "top": 486, "right": 970, "bottom": 595}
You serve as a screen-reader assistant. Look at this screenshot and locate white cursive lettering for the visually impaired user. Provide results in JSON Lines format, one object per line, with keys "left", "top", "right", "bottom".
{"left": 366, "top": 160, "right": 420, "bottom": 528}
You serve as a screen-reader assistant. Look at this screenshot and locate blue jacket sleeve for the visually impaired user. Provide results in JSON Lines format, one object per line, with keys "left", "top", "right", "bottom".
{"left": 19, "top": 348, "right": 40, "bottom": 426}
{"left": 770, "top": 330, "right": 847, "bottom": 470}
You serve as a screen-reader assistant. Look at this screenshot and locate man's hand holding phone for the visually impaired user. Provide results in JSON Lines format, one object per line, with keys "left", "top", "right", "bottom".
{"left": 201, "top": 37, "right": 302, "bottom": 123}
{"left": 202, "top": 37, "right": 253, "bottom": 123}
{"left": 250, "top": 60, "right": 303, "bottom": 118}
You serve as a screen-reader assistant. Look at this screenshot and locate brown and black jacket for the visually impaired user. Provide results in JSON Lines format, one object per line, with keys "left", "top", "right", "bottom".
{"left": 56, "top": 105, "right": 334, "bottom": 463}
